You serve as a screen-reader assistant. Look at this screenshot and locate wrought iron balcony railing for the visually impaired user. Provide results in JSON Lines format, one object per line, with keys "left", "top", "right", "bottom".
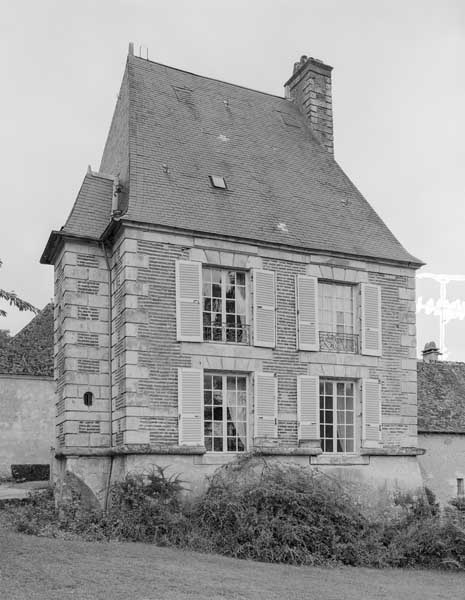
{"left": 203, "top": 324, "right": 250, "bottom": 345}
{"left": 319, "top": 331, "right": 359, "bottom": 354}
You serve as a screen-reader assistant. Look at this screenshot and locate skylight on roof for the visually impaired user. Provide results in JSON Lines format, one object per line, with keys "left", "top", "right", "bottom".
{"left": 280, "top": 113, "right": 300, "bottom": 128}
{"left": 173, "top": 86, "right": 193, "bottom": 104}
{"left": 209, "top": 176, "right": 227, "bottom": 189}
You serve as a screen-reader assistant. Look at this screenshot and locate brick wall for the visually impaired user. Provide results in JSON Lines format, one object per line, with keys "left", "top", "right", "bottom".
{"left": 54, "top": 227, "right": 418, "bottom": 453}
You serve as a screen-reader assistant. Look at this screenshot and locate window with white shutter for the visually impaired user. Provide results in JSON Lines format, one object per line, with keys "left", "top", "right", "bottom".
{"left": 178, "top": 368, "right": 203, "bottom": 446}
{"left": 176, "top": 260, "right": 202, "bottom": 342}
{"left": 254, "top": 372, "right": 277, "bottom": 438}
{"left": 253, "top": 270, "right": 276, "bottom": 348}
{"left": 296, "top": 275, "right": 318, "bottom": 351}
{"left": 362, "top": 378, "right": 381, "bottom": 447}
{"left": 361, "top": 283, "right": 382, "bottom": 356}
{"left": 297, "top": 375, "right": 319, "bottom": 440}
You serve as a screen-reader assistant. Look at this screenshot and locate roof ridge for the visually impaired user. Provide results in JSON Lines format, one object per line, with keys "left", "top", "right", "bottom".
{"left": 130, "top": 54, "right": 287, "bottom": 101}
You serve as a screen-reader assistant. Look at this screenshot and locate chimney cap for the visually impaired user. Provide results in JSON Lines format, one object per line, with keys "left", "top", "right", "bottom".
{"left": 422, "top": 341, "right": 442, "bottom": 362}
{"left": 285, "top": 54, "right": 333, "bottom": 87}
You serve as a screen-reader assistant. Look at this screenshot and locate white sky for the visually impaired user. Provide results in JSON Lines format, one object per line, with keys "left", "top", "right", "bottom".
{"left": 1, "top": 0, "right": 464, "bottom": 356}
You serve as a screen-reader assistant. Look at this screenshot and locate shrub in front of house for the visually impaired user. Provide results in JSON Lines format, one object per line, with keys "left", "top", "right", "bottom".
{"left": 4, "top": 456, "right": 465, "bottom": 569}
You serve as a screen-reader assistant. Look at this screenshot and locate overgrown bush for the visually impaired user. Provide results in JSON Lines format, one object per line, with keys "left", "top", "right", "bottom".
{"left": 188, "top": 458, "right": 371, "bottom": 565}
{"left": 4, "top": 457, "right": 465, "bottom": 570}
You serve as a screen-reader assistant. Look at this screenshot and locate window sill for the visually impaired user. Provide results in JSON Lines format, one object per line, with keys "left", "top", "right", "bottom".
{"left": 311, "top": 454, "right": 369, "bottom": 465}
{"left": 360, "top": 447, "right": 425, "bottom": 456}
{"left": 181, "top": 342, "right": 273, "bottom": 359}
{"left": 194, "top": 453, "right": 244, "bottom": 465}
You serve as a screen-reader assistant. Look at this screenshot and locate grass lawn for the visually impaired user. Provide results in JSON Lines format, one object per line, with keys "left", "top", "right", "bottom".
{"left": 1, "top": 525, "right": 464, "bottom": 600}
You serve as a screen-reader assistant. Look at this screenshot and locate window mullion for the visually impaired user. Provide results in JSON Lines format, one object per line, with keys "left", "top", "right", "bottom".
{"left": 223, "top": 374, "right": 227, "bottom": 450}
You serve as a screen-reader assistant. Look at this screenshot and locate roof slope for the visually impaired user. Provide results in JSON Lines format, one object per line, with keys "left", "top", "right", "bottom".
{"left": 0, "top": 304, "right": 54, "bottom": 377}
{"left": 62, "top": 172, "right": 113, "bottom": 238}
{"left": 68, "top": 54, "right": 421, "bottom": 265}
{"left": 417, "top": 361, "right": 465, "bottom": 433}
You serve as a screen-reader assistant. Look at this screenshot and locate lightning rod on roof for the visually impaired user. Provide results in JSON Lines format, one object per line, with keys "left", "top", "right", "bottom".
{"left": 416, "top": 272, "right": 465, "bottom": 360}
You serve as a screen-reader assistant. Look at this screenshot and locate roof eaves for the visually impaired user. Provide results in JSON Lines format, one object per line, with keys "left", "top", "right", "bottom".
{"left": 119, "top": 218, "right": 425, "bottom": 269}
{"left": 40, "top": 230, "right": 101, "bottom": 265}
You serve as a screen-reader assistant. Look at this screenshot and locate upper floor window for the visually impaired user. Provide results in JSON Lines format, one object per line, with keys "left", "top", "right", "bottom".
{"left": 202, "top": 268, "right": 248, "bottom": 344}
{"left": 318, "top": 282, "right": 358, "bottom": 353}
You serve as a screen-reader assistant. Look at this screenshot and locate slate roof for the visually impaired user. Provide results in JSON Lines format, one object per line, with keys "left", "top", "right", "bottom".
{"left": 62, "top": 171, "right": 113, "bottom": 239}
{"left": 417, "top": 361, "right": 465, "bottom": 433}
{"left": 46, "top": 53, "right": 422, "bottom": 266}
{"left": 0, "top": 304, "right": 54, "bottom": 377}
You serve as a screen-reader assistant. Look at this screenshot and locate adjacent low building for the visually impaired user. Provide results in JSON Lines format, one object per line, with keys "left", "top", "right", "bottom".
{"left": 41, "top": 47, "right": 425, "bottom": 506}
{"left": 0, "top": 304, "right": 54, "bottom": 477}
{"left": 418, "top": 342, "right": 465, "bottom": 506}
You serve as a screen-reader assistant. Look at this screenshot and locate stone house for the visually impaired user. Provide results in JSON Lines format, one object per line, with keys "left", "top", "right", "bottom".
{"left": 41, "top": 47, "right": 424, "bottom": 505}
{"left": 0, "top": 304, "right": 54, "bottom": 477}
{"left": 418, "top": 342, "right": 465, "bottom": 505}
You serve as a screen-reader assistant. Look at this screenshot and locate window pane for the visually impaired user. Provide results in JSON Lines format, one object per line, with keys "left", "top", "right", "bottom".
{"left": 211, "top": 269, "right": 221, "bottom": 284}
{"left": 213, "top": 438, "right": 223, "bottom": 451}
{"left": 213, "top": 376, "right": 223, "bottom": 390}
{"left": 204, "top": 407, "right": 212, "bottom": 420}
{"left": 212, "top": 284, "right": 221, "bottom": 298}
{"left": 205, "top": 438, "right": 212, "bottom": 451}
{"left": 227, "top": 438, "right": 237, "bottom": 451}
{"left": 204, "top": 391, "right": 212, "bottom": 404}
{"left": 236, "top": 272, "right": 245, "bottom": 285}
{"left": 213, "top": 407, "right": 223, "bottom": 421}
{"left": 237, "top": 377, "right": 246, "bottom": 391}
{"left": 213, "top": 422, "right": 222, "bottom": 436}
{"left": 213, "top": 391, "right": 222, "bottom": 405}
{"left": 337, "top": 382, "right": 345, "bottom": 396}
{"left": 204, "top": 374, "right": 212, "bottom": 389}
{"left": 204, "top": 422, "right": 212, "bottom": 436}
{"left": 325, "top": 381, "right": 333, "bottom": 395}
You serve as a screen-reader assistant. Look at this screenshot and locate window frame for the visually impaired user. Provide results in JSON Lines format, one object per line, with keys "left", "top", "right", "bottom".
{"left": 317, "top": 280, "right": 360, "bottom": 353}
{"left": 203, "top": 371, "right": 250, "bottom": 453}
{"left": 319, "top": 378, "right": 359, "bottom": 455}
{"left": 202, "top": 266, "right": 250, "bottom": 345}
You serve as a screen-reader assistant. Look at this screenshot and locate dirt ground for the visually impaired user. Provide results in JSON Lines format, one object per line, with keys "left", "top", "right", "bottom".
{"left": 1, "top": 524, "right": 464, "bottom": 600}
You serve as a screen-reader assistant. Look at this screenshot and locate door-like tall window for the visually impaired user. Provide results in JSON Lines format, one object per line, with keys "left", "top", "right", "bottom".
{"left": 320, "top": 380, "right": 355, "bottom": 453}
{"left": 318, "top": 282, "right": 358, "bottom": 353}
{"left": 203, "top": 268, "right": 247, "bottom": 343}
{"left": 203, "top": 373, "right": 247, "bottom": 452}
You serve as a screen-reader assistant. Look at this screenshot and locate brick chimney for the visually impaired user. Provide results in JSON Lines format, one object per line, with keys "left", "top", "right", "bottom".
{"left": 422, "top": 341, "right": 442, "bottom": 363}
{"left": 285, "top": 55, "right": 334, "bottom": 154}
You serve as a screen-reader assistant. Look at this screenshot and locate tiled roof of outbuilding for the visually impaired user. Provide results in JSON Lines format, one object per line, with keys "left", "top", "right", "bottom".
{"left": 417, "top": 361, "right": 465, "bottom": 433}
{"left": 50, "top": 53, "right": 422, "bottom": 266}
{"left": 0, "top": 303, "right": 54, "bottom": 377}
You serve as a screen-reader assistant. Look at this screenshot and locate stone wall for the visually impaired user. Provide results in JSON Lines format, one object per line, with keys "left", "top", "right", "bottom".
{"left": 54, "top": 241, "right": 111, "bottom": 449}
{"left": 418, "top": 433, "right": 465, "bottom": 505}
{"left": 0, "top": 374, "right": 54, "bottom": 477}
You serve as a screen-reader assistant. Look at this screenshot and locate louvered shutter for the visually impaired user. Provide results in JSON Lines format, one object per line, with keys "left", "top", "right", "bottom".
{"left": 296, "top": 275, "right": 319, "bottom": 351}
{"left": 362, "top": 378, "right": 381, "bottom": 447}
{"left": 254, "top": 373, "right": 277, "bottom": 438}
{"left": 178, "top": 368, "right": 203, "bottom": 445}
{"left": 253, "top": 270, "right": 276, "bottom": 348}
{"left": 361, "top": 283, "right": 382, "bottom": 356}
{"left": 297, "top": 375, "right": 320, "bottom": 440}
{"left": 176, "top": 260, "right": 203, "bottom": 342}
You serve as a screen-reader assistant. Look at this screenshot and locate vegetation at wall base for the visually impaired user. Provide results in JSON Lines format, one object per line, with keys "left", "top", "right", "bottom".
{"left": 4, "top": 457, "right": 465, "bottom": 569}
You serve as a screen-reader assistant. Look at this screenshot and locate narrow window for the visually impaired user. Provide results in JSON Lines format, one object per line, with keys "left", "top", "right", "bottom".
{"left": 318, "top": 282, "right": 357, "bottom": 353}
{"left": 203, "top": 373, "right": 247, "bottom": 452}
{"left": 458, "top": 478, "right": 464, "bottom": 497}
{"left": 83, "top": 391, "right": 93, "bottom": 407}
{"left": 202, "top": 267, "right": 248, "bottom": 344}
{"left": 209, "top": 175, "right": 227, "bottom": 189}
{"left": 320, "top": 379, "right": 355, "bottom": 453}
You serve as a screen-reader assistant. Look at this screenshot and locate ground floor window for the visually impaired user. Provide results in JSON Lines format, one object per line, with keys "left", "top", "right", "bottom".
{"left": 203, "top": 373, "right": 247, "bottom": 452}
{"left": 320, "top": 379, "right": 355, "bottom": 453}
